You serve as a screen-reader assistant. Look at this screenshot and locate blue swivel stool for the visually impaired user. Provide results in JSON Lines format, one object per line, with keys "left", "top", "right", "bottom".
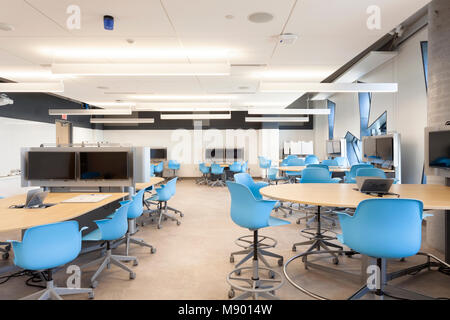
{"left": 335, "top": 199, "right": 440, "bottom": 300}
{"left": 9, "top": 221, "right": 94, "bottom": 299}
{"left": 144, "top": 177, "right": 181, "bottom": 229}
{"left": 118, "top": 189, "right": 157, "bottom": 256}
{"left": 226, "top": 182, "right": 289, "bottom": 300}
{"left": 196, "top": 163, "right": 210, "bottom": 185}
{"left": 344, "top": 163, "right": 373, "bottom": 183}
{"left": 231, "top": 173, "right": 286, "bottom": 268}
{"left": 168, "top": 160, "right": 181, "bottom": 179}
{"left": 0, "top": 196, "right": 11, "bottom": 260}
{"left": 258, "top": 156, "right": 271, "bottom": 181}
{"left": 267, "top": 167, "right": 289, "bottom": 185}
{"left": 154, "top": 161, "right": 164, "bottom": 178}
{"left": 292, "top": 167, "right": 342, "bottom": 264}
{"left": 305, "top": 155, "right": 320, "bottom": 165}
{"left": 228, "top": 161, "right": 242, "bottom": 180}
{"left": 209, "top": 163, "right": 226, "bottom": 187}
{"left": 82, "top": 203, "right": 138, "bottom": 288}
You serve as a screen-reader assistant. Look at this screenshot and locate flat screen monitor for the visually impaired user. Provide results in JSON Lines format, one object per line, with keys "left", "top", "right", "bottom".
{"left": 363, "top": 138, "right": 377, "bottom": 158}
{"left": 326, "top": 141, "right": 334, "bottom": 154}
{"left": 27, "top": 152, "right": 76, "bottom": 180}
{"left": 80, "top": 152, "right": 129, "bottom": 180}
{"left": 150, "top": 148, "right": 167, "bottom": 159}
{"left": 429, "top": 130, "right": 450, "bottom": 169}
{"left": 332, "top": 141, "right": 341, "bottom": 153}
{"left": 376, "top": 137, "right": 393, "bottom": 161}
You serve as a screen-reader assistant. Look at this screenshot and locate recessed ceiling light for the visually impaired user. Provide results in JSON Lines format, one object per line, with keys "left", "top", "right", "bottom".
{"left": 248, "top": 12, "right": 274, "bottom": 23}
{"left": 238, "top": 86, "right": 250, "bottom": 90}
{"left": 225, "top": 15, "right": 234, "bottom": 20}
{"left": 0, "top": 23, "right": 14, "bottom": 32}
{"left": 97, "top": 86, "right": 109, "bottom": 90}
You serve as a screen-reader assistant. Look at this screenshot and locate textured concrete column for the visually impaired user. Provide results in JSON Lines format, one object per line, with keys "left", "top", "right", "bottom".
{"left": 426, "top": 0, "right": 450, "bottom": 253}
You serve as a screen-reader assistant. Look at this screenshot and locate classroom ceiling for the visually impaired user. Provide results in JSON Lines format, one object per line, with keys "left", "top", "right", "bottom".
{"left": 0, "top": 0, "right": 430, "bottom": 111}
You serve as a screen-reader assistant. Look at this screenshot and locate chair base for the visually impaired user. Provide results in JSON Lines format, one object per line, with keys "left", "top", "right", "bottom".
{"left": 21, "top": 278, "right": 93, "bottom": 300}
{"left": 81, "top": 245, "right": 137, "bottom": 288}
{"left": 0, "top": 242, "right": 11, "bottom": 260}
{"left": 195, "top": 175, "right": 209, "bottom": 185}
{"left": 209, "top": 179, "right": 226, "bottom": 187}
{"left": 142, "top": 202, "right": 181, "bottom": 229}
{"left": 230, "top": 235, "right": 283, "bottom": 268}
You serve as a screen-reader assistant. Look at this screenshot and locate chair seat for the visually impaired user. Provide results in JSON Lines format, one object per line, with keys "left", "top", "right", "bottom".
{"left": 82, "top": 228, "right": 102, "bottom": 241}
{"left": 145, "top": 194, "right": 159, "bottom": 202}
{"left": 268, "top": 216, "right": 290, "bottom": 227}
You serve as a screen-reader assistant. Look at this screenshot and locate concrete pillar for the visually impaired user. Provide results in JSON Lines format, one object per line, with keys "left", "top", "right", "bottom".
{"left": 426, "top": 0, "right": 450, "bottom": 253}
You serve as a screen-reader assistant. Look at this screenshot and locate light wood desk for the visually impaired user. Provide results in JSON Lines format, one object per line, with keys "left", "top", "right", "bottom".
{"left": 204, "top": 163, "right": 230, "bottom": 168}
{"left": 135, "top": 177, "right": 165, "bottom": 191}
{"left": 0, "top": 192, "right": 127, "bottom": 233}
{"left": 277, "top": 166, "right": 395, "bottom": 173}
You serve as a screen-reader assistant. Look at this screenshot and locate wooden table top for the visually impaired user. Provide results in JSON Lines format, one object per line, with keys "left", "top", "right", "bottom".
{"left": 0, "top": 192, "right": 127, "bottom": 233}
{"left": 277, "top": 166, "right": 395, "bottom": 173}
{"left": 135, "top": 177, "right": 165, "bottom": 191}
{"left": 204, "top": 163, "right": 230, "bottom": 167}
{"left": 260, "top": 183, "right": 450, "bottom": 210}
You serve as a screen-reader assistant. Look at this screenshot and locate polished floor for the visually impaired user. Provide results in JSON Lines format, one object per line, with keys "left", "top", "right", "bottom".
{"left": 0, "top": 179, "right": 449, "bottom": 300}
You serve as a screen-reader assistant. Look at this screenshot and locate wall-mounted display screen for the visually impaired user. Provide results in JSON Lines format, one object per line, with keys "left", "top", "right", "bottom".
{"left": 363, "top": 138, "right": 377, "bottom": 158}
{"left": 27, "top": 152, "right": 76, "bottom": 180}
{"left": 429, "top": 130, "right": 450, "bottom": 169}
{"left": 332, "top": 141, "right": 341, "bottom": 153}
{"left": 150, "top": 148, "right": 167, "bottom": 159}
{"left": 376, "top": 137, "right": 393, "bottom": 161}
{"left": 80, "top": 152, "right": 129, "bottom": 180}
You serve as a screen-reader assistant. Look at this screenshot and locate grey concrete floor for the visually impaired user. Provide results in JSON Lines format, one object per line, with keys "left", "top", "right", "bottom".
{"left": 0, "top": 179, "right": 449, "bottom": 300}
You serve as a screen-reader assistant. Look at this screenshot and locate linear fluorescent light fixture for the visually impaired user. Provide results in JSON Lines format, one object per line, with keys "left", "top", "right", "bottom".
{"left": 51, "top": 63, "right": 230, "bottom": 76}
{"left": 160, "top": 113, "right": 231, "bottom": 120}
{"left": 245, "top": 117, "right": 309, "bottom": 123}
{"left": 130, "top": 94, "right": 235, "bottom": 101}
{"left": 247, "top": 108, "right": 330, "bottom": 115}
{"left": 259, "top": 82, "right": 398, "bottom": 93}
{"left": 135, "top": 102, "right": 231, "bottom": 112}
{"left": 86, "top": 102, "right": 136, "bottom": 108}
{"left": 0, "top": 82, "right": 64, "bottom": 93}
{"left": 49, "top": 109, "right": 132, "bottom": 116}
{"left": 90, "top": 118, "right": 154, "bottom": 124}
{"left": 136, "top": 107, "right": 232, "bottom": 112}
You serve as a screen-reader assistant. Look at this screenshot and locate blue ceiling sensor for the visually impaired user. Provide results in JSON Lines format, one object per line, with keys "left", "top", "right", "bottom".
{"left": 103, "top": 15, "right": 114, "bottom": 30}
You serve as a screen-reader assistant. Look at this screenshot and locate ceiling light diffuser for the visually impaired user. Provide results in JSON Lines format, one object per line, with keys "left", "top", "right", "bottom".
{"left": 247, "top": 109, "right": 330, "bottom": 115}
{"left": 260, "top": 82, "right": 398, "bottom": 93}
{"left": 160, "top": 113, "right": 231, "bottom": 120}
{"left": 90, "top": 118, "right": 154, "bottom": 124}
{"left": 0, "top": 82, "right": 64, "bottom": 93}
{"left": 245, "top": 117, "right": 309, "bottom": 123}
{"left": 49, "top": 109, "right": 132, "bottom": 116}
{"left": 129, "top": 95, "right": 235, "bottom": 101}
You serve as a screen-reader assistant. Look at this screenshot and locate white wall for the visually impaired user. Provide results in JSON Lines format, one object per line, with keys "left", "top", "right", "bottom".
{"left": 315, "top": 28, "right": 428, "bottom": 184}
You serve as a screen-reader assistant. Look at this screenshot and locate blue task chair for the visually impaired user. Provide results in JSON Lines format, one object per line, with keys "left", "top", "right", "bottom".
{"left": 355, "top": 167, "right": 398, "bottom": 184}
{"left": 150, "top": 164, "right": 155, "bottom": 177}
{"left": 292, "top": 168, "right": 342, "bottom": 263}
{"left": 345, "top": 163, "right": 374, "bottom": 183}
{"left": 335, "top": 199, "right": 436, "bottom": 300}
{"left": 118, "top": 189, "right": 156, "bottom": 256}
{"left": 154, "top": 161, "right": 164, "bottom": 178}
{"left": 258, "top": 156, "right": 271, "bottom": 180}
{"left": 322, "top": 159, "right": 339, "bottom": 167}
{"left": 228, "top": 162, "right": 242, "bottom": 180}
{"left": 240, "top": 160, "right": 249, "bottom": 173}
{"left": 209, "top": 163, "right": 226, "bottom": 187}
{"left": 9, "top": 221, "right": 94, "bottom": 300}
{"left": 82, "top": 204, "right": 138, "bottom": 288}
{"left": 144, "top": 177, "right": 181, "bottom": 229}
{"left": 226, "top": 182, "right": 289, "bottom": 300}
{"left": 0, "top": 196, "right": 11, "bottom": 260}
{"left": 168, "top": 160, "right": 181, "bottom": 179}
{"left": 307, "top": 164, "right": 342, "bottom": 183}
{"left": 305, "top": 155, "right": 320, "bottom": 165}
{"left": 232, "top": 173, "right": 287, "bottom": 267}
{"left": 267, "top": 167, "right": 289, "bottom": 185}
{"left": 196, "top": 163, "right": 210, "bottom": 185}
{"left": 285, "top": 157, "right": 305, "bottom": 182}
{"left": 334, "top": 156, "right": 349, "bottom": 167}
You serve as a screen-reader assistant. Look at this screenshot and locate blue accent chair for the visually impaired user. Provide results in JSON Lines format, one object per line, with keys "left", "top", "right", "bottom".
{"left": 258, "top": 156, "right": 272, "bottom": 180}
{"left": 322, "top": 159, "right": 339, "bottom": 167}
{"left": 118, "top": 189, "right": 156, "bottom": 256}
{"left": 285, "top": 157, "right": 305, "bottom": 182}
{"left": 226, "top": 182, "right": 289, "bottom": 300}
{"left": 345, "top": 163, "right": 374, "bottom": 183}
{"left": 307, "top": 163, "right": 342, "bottom": 183}
{"left": 168, "top": 160, "right": 181, "bottom": 178}
{"left": 209, "top": 163, "right": 226, "bottom": 187}
{"left": 240, "top": 160, "right": 249, "bottom": 173}
{"left": 334, "top": 157, "right": 349, "bottom": 167}
{"left": 154, "top": 161, "right": 164, "bottom": 177}
{"left": 229, "top": 161, "right": 242, "bottom": 179}
{"left": 9, "top": 221, "right": 94, "bottom": 299}
{"left": 267, "top": 167, "right": 289, "bottom": 185}
{"left": 356, "top": 167, "right": 399, "bottom": 184}
{"left": 82, "top": 203, "right": 138, "bottom": 288}
{"left": 305, "top": 155, "right": 320, "bottom": 165}
{"left": 144, "top": 177, "right": 181, "bottom": 229}
{"left": 336, "top": 199, "right": 433, "bottom": 299}
{"left": 196, "top": 162, "right": 210, "bottom": 185}
{"left": 150, "top": 164, "right": 155, "bottom": 177}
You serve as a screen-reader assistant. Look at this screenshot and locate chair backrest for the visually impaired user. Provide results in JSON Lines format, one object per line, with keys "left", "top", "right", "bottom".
{"left": 305, "top": 155, "right": 319, "bottom": 165}
{"left": 226, "top": 182, "right": 276, "bottom": 230}
{"left": 234, "top": 173, "right": 264, "bottom": 200}
{"left": 168, "top": 160, "right": 180, "bottom": 169}
{"left": 157, "top": 177, "right": 177, "bottom": 201}
{"left": 300, "top": 167, "right": 336, "bottom": 183}
{"left": 98, "top": 204, "right": 129, "bottom": 241}
{"left": 356, "top": 167, "right": 386, "bottom": 179}
{"left": 334, "top": 157, "right": 349, "bottom": 167}
{"left": 258, "top": 156, "right": 271, "bottom": 169}
{"left": 240, "top": 160, "right": 248, "bottom": 173}
{"left": 229, "top": 161, "right": 242, "bottom": 172}
{"left": 154, "top": 161, "right": 164, "bottom": 172}
{"left": 127, "top": 188, "right": 146, "bottom": 219}
{"left": 322, "top": 159, "right": 339, "bottom": 167}
{"left": 307, "top": 163, "right": 329, "bottom": 170}
{"left": 287, "top": 157, "right": 305, "bottom": 166}
{"left": 150, "top": 164, "right": 155, "bottom": 177}
{"left": 199, "top": 163, "right": 210, "bottom": 174}
{"left": 267, "top": 167, "right": 278, "bottom": 180}
{"left": 286, "top": 155, "right": 298, "bottom": 161}
{"left": 13, "top": 221, "right": 83, "bottom": 270}
{"left": 339, "top": 199, "right": 424, "bottom": 258}
{"left": 348, "top": 163, "right": 374, "bottom": 180}
{"left": 211, "top": 163, "right": 224, "bottom": 174}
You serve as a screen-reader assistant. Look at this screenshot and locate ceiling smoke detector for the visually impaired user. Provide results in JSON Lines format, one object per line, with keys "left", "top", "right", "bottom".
{"left": 277, "top": 33, "right": 298, "bottom": 46}
{"left": 248, "top": 12, "right": 274, "bottom": 23}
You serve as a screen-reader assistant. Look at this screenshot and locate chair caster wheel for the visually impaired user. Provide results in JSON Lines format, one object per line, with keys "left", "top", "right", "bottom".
{"left": 91, "top": 281, "right": 98, "bottom": 288}
{"left": 151, "top": 247, "right": 156, "bottom": 254}
{"left": 228, "top": 289, "right": 235, "bottom": 299}
{"left": 292, "top": 246, "right": 297, "bottom": 252}
{"left": 235, "top": 270, "right": 241, "bottom": 276}
{"left": 270, "top": 291, "right": 276, "bottom": 296}
{"left": 268, "top": 270, "right": 275, "bottom": 279}
{"left": 278, "top": 258, "right": 283, "bottom": 266}
{"left": 177, "top": 221, "right": 181, "bottom": 226}
{"left": 88, "top": 292, "right": 95, "bottom": 299}
{"left": 133, "top": 259, "right": 139, "bottom": 266}
{"left": 180, "top": 213, "right": 184, "bottom": 217}
{"left": 157, "top": 225, "right": 162, "bottom": 229}
{"left": 332, "top": 258, "right": 339, "bottom": 265}
{"left": 130, "top": 272, "right": 136, "bottom": 280}
{"left": 229, "top": 256, "right": 234, "bottom": 263}
{"left": 2, "top": 252, "right": 9, "bottom": 260}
